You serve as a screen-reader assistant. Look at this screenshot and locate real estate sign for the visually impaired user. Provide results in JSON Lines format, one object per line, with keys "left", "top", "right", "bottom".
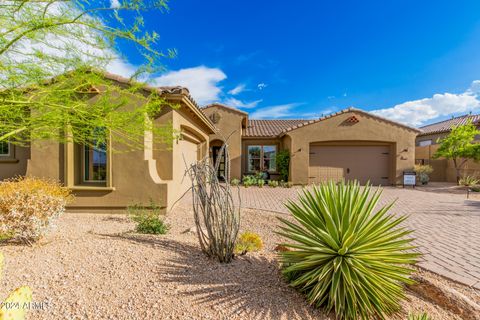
{"left": 403, "top": 172, "right": 416, "bottom": 187}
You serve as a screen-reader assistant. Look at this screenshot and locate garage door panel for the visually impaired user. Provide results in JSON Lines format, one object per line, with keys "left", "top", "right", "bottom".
{"left": 309, "top": 166, "right": 344, "bottom": 183}
{"left": 309, "top": 145, "right": 390, "bottom": 185}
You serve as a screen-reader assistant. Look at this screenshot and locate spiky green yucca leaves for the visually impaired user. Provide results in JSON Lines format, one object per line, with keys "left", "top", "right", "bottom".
{"left": 277, "top": 181, "right": 419, "bottom": 320}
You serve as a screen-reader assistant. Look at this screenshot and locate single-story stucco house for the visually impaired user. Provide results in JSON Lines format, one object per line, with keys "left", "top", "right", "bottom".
{"left": 0, "top": 72, "right": 216, "bottom": 213}
{"left": 415, "top": 113, "right": 480, "bottom": 182}
{"left": 202, "top": 103, "right": 420, "bottom": 185}
{"left": 0, "top": 72, "right": 421, "bottom": 212}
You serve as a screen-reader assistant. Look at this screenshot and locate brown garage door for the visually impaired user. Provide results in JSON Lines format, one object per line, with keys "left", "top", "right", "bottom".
{"left": 309, "top": 145, "right": 391, "bottom": 185}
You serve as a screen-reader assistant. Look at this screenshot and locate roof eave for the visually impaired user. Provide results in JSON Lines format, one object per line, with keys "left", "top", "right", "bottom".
{"left": 166, "top": 95, "right": 217, "bottom": 134}
{"left": 279, "top": 107, "right": 421, "bottom": 136}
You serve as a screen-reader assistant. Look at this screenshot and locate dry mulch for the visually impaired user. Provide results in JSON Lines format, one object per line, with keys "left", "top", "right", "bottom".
{"left": 0, "top": 203, "right": 478, "bottom": 319}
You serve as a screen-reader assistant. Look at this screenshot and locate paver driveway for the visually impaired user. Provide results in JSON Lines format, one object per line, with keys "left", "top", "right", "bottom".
{"left": 234, "top": 186, "right": 480, "bottom": 289}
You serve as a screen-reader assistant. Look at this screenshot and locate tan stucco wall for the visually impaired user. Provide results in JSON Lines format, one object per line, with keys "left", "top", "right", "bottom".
{"left": 202, "top": 106, "right": 244, "bottom": 180}
{"left": 160, "top": 105, "right": 209, "bottom": 209}
{"left": 0, "top": 145, "right": 30, "bottom": 180}
{"left": 415, "top": 143, "right": 480, "bottom": 182}
{"left": 0, "top": 94, "right": 212, "bottom": 213}
{"left": 285, "top": 111, "right": 417, "bottom": 185}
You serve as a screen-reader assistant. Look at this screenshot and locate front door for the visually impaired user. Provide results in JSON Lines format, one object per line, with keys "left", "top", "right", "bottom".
{"left": 212, "top": 146, "right": 226, "bottom": 180}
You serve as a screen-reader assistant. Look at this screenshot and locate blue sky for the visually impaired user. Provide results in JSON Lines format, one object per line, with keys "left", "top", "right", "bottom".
{"left": 108, "top": 0, "right": 480, "bottom": 126}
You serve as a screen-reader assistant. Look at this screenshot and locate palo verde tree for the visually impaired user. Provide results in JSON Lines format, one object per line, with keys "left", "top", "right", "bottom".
{"left": 0, "top": 0, "right": 176, "bottom": 150}
{"left": 433, "top": 120, "right": 480, "bottom": 182}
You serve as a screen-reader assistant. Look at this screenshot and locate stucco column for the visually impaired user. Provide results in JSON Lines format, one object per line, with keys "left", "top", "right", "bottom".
{"left": 289, "top": 139, "right": 309, "bottom": 185}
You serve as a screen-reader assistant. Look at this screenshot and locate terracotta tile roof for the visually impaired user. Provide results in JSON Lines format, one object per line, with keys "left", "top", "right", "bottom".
{"left": 244, "top": 119, "right": 309, "bottom": 137}
{"left": 279, "top": 107, "right": 420, "bottom": 136}
{"left": 419, "top": 114, "right": 480, "bottom": 136}
{"left": 243, "top": 107, "right": 421, "bottom": 137}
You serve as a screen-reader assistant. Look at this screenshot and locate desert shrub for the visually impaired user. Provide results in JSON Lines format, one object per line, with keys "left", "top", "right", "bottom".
{"left": 458, "top": 175, "right": 479, "bottom": 187}
{"left": 231, "top": 178, "right": 240, "bottom": 186}
{"left": 414, "top": 165, "right": 433, "bottom": 184}
{"left": 268, "top": 180, "right": 279, "bottom": 187}
{"left": 276, "top": 150, "right": 290, "bottom": 181}
{"left": 254, "top": 171, "right": 266, "bottom": 180}
{"left": 243, "top": 175, "right": 257, "bottom": 187}
{"left": 0, "top": 177, "right": 72, "bottom": 242}
{"left": 408, "top": 312, "right": 430, "bottom": 320}
{"left": 235, "top": 231, "right": 263, "bottom": 255}
{"left": 280, "top": 180, "right": 293, "bottom": 188}
{"left": 0, "top": 252, "right": 33, "bottom": 319}
{"left": 257, "top": 179, "right": 265, "bottom": 188}
{"left": 278, "top": 180, "right": 419, "bottom": 320}
{"left": 128, "top": 201, "right": 169, "bottom": 235}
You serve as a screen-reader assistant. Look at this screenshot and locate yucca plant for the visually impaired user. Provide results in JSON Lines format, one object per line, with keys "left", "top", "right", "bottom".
{"left": 277, "top": 181, "right": 419, "bottom": 319}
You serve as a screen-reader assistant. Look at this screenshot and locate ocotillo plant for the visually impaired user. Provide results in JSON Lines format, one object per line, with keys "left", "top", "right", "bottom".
{"left": 186, "top": 141, "right": 240, "bottom": 263}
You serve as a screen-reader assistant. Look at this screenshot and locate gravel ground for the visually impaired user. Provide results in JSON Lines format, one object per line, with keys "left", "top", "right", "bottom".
{"left": 1, "top": 203, "right": 478, "bottom": 320}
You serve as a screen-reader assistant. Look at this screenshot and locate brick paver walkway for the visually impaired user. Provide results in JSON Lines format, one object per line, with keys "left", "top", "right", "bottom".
{"left": 234, "top": 186, "right": 480, "bottom": 289}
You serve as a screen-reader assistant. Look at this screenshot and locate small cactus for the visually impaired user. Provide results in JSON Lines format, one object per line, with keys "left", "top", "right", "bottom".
{"left": 0, "top": 252, "right": 32, "bottom": 320}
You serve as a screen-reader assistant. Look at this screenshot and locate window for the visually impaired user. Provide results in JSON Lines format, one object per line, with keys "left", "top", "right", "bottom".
{"left": 263, "top": 145, "right": 276, "bottom": 172}
{"left": 247, "top": 145, "right": 277, "bottom": 172}
{"left": 83, "top": 129, "right": 107, "bottom": 182}
{"left": 0, "top": 141, "right": 9, "bottom": 156}
{"left": 418, "top": 140, "right": 432, "bottom": 147}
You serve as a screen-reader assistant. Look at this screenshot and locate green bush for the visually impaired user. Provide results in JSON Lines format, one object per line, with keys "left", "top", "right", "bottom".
{"left": 277, "top": 181, "right": 419, "bottom": 320}
{"left": 235, "top": 231, "right": 263, "bottom": 255}
{"left": 279, "top": 180, "right": 293, "bottom": 188}
{"left": 268, "top": 180, "right": 279, "bottom": 187}
{"left": 459, "top": 175, "right": 479, "bottom": 187}
{"left": 257, "top": 179, "right": 265, "bottom": 188}
{"left": 408, "top": 312, "right": 430, "bottom": 320}
{"left": 243, "top": 175, "right": 257, "bottom": 187}
{"left": 414, "top": 164, "right": 433, "bottom": 184}
{"left": 276, "top": 150, "right": 290, "bottom": 181}
{"left": 231, "top": 178, "right": 240, "bottom": 186}
{"left": 128, "top": 201, "right": 169, "bottom": 235}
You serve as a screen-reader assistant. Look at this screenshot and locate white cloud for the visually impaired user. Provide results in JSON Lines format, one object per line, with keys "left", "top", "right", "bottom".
{"left": 257, "top": 83, "right": 267, "bottom": 90}
{"left": 153, "top": 66, "right": 227, "bottom": 105}
{"left": 467, "top": 80, "right": 480, "bottom": 95}
{"left": 106, "top": 58, "right": 136, "bottom": 78}
{"left": 110, "top": 0, "right": 121, "bottom": 8}
{"left": 228, "top": 84, "right": 246, "bottom": 95}
{"left": 223, "top": 97, "right": 262, "bottom": 109}
{"left": 372, "top": 81, "right": 480, "bottom": 127}
{"left": 1, "top": 0, "right": 140, "bottom": 86}
{"left": 250, "top": 103, "right": 303, "bottom": 119}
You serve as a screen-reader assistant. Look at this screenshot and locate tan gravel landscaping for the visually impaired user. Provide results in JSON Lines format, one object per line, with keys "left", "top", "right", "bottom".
{"left": 1, "top": 202, "right": 479, "bottom": 319}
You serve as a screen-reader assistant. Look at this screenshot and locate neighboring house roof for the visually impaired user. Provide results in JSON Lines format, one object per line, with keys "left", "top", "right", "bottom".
{"left": 418, "top": 114, "right": 480, "bottom": 136}
{"left": 244, "top": 119, "right": 308, "bottom": 137}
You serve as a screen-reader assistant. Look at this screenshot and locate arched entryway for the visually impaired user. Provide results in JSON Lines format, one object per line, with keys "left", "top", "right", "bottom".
{"left": 210, "top": 139, "right": 226, "bottom": 180}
